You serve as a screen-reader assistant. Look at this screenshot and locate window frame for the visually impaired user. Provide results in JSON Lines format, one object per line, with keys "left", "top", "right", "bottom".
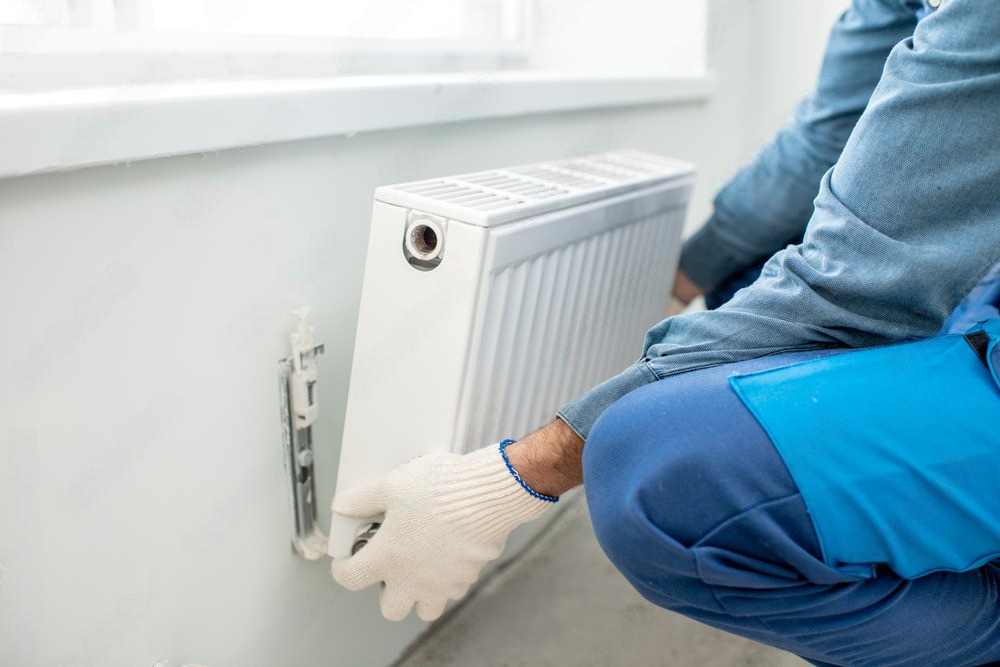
{"left": 0, "top": 0, "right": 531, "bottom": 90}
{"left": 0, "top": 0, "right": 713, "bottom": 180}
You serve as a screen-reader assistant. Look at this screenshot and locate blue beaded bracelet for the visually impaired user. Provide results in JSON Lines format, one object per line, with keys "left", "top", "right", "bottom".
{"left": 499, "top": 439, "right": 559, "bottom": 503}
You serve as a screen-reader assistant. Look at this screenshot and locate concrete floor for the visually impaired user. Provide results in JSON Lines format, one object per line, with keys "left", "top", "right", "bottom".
{"left": 396, "top": 496, "right": 810, "bottom": 667}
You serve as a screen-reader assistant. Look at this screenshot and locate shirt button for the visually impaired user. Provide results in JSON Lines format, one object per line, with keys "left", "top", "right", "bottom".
{"left": 928, "top": 0, "right": 941, "bottom": 7}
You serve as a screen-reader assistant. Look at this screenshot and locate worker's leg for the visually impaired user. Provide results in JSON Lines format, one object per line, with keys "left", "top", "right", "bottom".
{"left": 583, "top": 342, "right": 1000, "bottom": 666}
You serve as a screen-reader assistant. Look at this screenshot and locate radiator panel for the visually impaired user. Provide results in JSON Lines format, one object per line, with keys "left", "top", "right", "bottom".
{"left": 330, "top": 150, "right": 694, "bottom": 557}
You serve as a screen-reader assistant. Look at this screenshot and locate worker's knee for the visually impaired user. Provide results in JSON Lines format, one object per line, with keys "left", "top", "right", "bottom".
{"left": 584, "top": 370, "right": 788, "bottom": 544}
{"left": 582, "top": 367, "right": 807, "bottom": 608}
{"left": 584, "top": 398, "right": 710, "bottom": 551}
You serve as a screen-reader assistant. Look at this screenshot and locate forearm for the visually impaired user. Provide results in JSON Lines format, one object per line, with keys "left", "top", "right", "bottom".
{"left": 682, "top": 0, "right": 918, "bottom": 293}
{"left": 504, "top": 418, "right": 584, "bottom": 497}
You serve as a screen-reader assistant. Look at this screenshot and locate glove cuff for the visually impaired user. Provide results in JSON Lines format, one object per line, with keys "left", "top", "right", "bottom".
{"left": 499, "top": 439, "right": 559, "bottom": 503}
{"left": 451, "top": 443, "right": 555, "bottom": 535}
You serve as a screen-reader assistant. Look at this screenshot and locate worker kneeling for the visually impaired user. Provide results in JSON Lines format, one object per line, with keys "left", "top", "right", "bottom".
{"left": 331, "top": 0, "right": 1000, "bottom": 663}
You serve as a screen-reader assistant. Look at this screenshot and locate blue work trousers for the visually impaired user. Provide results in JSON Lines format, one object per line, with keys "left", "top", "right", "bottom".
{"left": 583, "top": 348, "right": 1000, "bottom": 666}
{"left": 583, "top": 277, "right": 1000, "bottom": 666}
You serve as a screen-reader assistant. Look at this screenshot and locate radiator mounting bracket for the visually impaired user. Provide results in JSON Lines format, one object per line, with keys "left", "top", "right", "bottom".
{"left": 278, "top": 307, "right": 328, "bottom": 560}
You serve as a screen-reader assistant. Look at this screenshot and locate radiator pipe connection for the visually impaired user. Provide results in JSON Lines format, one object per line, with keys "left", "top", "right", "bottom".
{"left": 404, "top": 214, "right": 445, "bottom": 268}
{"left": 352, "top": 522, "right": 381, "bottom": 555}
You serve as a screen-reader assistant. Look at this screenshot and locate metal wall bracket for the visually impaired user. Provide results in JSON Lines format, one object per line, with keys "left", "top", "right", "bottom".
{"left": 278, "top": 307, "right": 328, "bottom": 560}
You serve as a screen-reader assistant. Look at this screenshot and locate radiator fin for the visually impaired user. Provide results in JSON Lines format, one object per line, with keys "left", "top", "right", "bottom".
{"left": 458, "top": 211, "right": 678, "bottom": 451}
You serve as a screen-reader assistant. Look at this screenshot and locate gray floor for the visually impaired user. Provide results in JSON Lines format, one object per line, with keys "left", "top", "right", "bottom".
{"left": 396, "top": 497, "right": 810, "bottom": 667}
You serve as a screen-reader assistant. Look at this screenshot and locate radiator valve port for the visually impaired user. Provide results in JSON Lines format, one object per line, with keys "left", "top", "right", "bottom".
{"left": 411, "top": 224, "right": 437, "bottom": 256}
{"left": 404, "top": 214, "right": 445, "bottom": 269}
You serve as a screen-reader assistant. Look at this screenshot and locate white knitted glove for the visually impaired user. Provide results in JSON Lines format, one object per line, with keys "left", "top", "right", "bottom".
{"left": 330, "top": 442, "right": 556, "bottom": 621}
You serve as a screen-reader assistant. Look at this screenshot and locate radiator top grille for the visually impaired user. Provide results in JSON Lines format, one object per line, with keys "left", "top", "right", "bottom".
{"left": 375, "top": 150, "right": 693, "bottom": 227}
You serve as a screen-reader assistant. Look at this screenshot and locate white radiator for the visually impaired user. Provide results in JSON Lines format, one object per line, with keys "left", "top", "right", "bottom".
{"left": 330, "top": 150, "right": 694, "bottom": 557}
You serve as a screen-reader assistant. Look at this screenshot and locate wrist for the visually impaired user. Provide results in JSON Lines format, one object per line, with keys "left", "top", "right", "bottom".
{"left": 673, "top": 267, "right": 704, "bottom": 305}
{"left": 503, "top": 418, "right": 584, "bottom": 497}
{"left": 499, "top": 440, "right": 559, "bottom": 503}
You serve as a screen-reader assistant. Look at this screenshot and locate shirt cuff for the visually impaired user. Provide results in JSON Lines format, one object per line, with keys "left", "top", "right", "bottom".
{"left": 557, "top": 361, "right": 659, "bottom": 440}
{"left": 679, "top": 221, "right": 763, "bottom": 294}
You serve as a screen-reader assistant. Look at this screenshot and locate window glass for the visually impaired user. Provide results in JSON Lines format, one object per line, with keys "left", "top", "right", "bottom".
{"left": 147, "top": 0, "right": 523, "bottom": 41}
{"left": 0, "top": 0, "right": 66, "bottom": 26}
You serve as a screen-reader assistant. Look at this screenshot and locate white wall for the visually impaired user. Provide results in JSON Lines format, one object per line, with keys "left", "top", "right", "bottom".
{"left": 742, "top": 0, "right": 849, "bottom": 152}
{"left": 0, "top": 2, "right": 845, "bottom": 665}
{"left": 530, "top": 0, "right": 708, "bottom": 76}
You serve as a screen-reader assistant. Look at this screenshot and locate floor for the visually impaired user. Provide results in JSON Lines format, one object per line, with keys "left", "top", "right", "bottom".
{"left": 395, "top": 496, "right": 810, "bottom": 667}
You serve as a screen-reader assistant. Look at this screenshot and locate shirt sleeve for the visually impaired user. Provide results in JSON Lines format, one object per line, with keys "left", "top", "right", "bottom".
{"left": 560, "top": 0, "right": 1000, "bottom": 440}
{"left": 680, "top": 0, "right": 920, "bottom": 293}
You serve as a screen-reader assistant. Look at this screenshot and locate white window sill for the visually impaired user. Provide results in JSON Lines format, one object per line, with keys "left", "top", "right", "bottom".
{"left": 0, "top": 72, "right": 713, "bottom": 180}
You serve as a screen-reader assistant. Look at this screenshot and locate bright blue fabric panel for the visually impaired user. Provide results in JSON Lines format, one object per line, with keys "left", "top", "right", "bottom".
{"left": 729, "top": 321, "right": 1000, "bottom": 579}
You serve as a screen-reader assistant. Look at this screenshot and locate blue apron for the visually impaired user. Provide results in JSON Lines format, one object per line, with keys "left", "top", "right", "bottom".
{"left": 729, "top": 320, "right": 1000, "bottom": 579}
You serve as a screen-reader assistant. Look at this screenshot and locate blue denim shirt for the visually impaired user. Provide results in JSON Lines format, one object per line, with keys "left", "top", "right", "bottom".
{"left": 559, "top": 0, "right": 1000, "bottom": 440}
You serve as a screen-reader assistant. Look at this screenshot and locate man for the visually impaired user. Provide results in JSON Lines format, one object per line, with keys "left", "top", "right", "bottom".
{"left": 330, "top": 0, "right": 1000, "bottom": 664}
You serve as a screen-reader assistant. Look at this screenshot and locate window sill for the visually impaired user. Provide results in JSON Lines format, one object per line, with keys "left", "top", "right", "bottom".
{"left": 0, "top": 71, "right": 713, "bottom": 179}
